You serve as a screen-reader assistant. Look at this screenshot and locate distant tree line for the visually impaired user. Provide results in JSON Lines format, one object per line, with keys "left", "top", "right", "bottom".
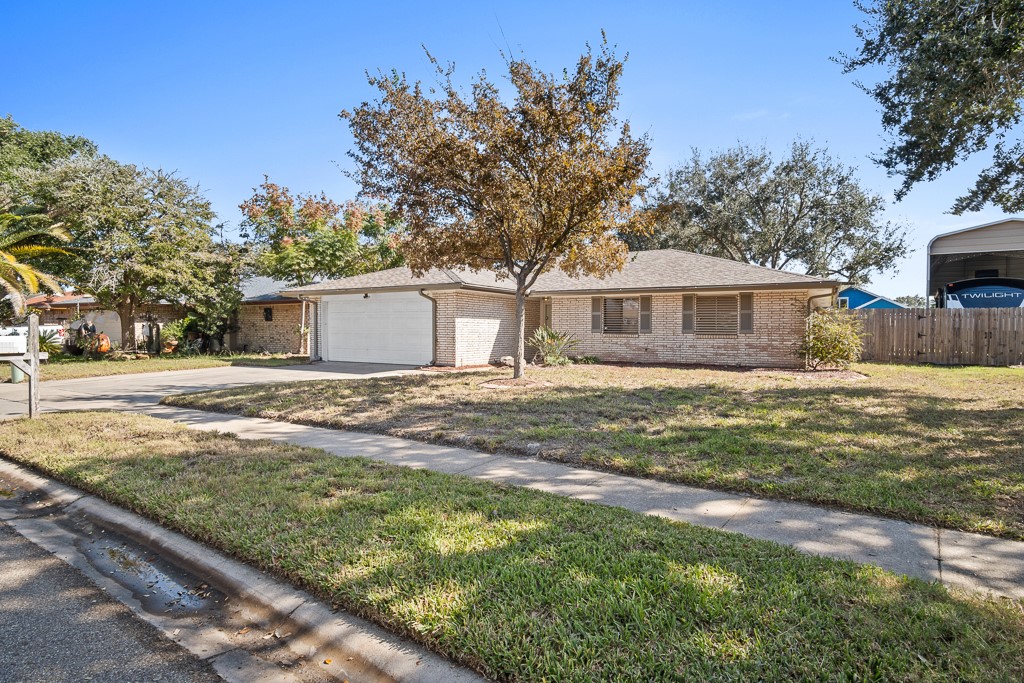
{"left": 626, "top": 140, "right": 911, "bottom": 286}
{"left": 0, "top": 116, "right": 405, "bottom": 350}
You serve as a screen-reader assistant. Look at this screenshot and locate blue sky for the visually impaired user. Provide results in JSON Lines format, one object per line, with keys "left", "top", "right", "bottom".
{"left": 5, "top": 1, "right": 1011, "bottom": 297}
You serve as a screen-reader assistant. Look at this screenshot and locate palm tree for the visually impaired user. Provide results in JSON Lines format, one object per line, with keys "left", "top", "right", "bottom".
{"left": 0, "top": 211, "right": 70, "bottom": 313}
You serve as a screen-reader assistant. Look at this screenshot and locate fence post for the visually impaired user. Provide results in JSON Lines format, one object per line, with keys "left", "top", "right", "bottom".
{"left": 28, "top": 313, "right": 39, "bottom": 418}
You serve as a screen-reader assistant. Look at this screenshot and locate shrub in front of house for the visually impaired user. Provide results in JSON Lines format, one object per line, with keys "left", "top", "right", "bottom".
{"left": 801, "top": 308, "right": 865, "bottom": 369}
{"left": 528, "top": 326, "right": 579, "bottom": 366}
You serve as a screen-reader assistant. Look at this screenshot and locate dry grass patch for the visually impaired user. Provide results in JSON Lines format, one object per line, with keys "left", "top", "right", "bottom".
{"left": 165, "top": 363, "right": 1024, "bottom": 539}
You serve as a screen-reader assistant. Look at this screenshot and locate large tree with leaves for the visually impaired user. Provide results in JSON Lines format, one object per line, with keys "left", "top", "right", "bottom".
{"left": 0, "top": 116, "right": 96, "bottom": 196}
{"left": 342, "top": 37, "right": 653, "bottom": 378}
{"left": 839, "top": 1, "right": 1024, "bottom": 213}
{"left": 239, "top": 177, "right": 404, "bottom": 286}
{"left": 631, "top": 141, "right": 909, "bottom": 284}
{"left": 0, "top": 117, "right": 95, "bottom": 309}
{"left": 27, "top": 156, "right": 225, "bottom": 349}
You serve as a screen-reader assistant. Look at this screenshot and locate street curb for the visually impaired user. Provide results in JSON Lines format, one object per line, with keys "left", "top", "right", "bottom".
{"left": 0, "top": 457, "right": 487, "bottom": 683}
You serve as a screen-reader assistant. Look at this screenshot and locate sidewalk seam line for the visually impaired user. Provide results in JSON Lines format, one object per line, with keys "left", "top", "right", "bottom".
{"left": 720, "top": 497, "right": 752, "bottom": 530}
{"left": 580, "top": 473, "right": 613, "bottom": 488}
{"left": 452, "top": 456, "right": 504, "bottom": 474}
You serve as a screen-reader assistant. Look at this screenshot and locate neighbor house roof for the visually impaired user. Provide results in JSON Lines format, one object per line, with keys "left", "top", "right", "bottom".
{"left": 25, "top": 292, "right": 99, "bottom": 308}
{"left": 838, "top": 285, "right": 908, "bottom": 309}
{"left": 282, "top": 250, "right": 839, "bottom": 297}
{"left": 240, "top": 276, "right": 301, "bottom": 303}
{"left": 25, "top": 292, "right": 180, "bottom": 309}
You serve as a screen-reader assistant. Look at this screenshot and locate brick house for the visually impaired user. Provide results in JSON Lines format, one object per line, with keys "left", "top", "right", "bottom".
{"left": 282, "top": 250, "right": 839, "bottom": 368}
{"left": 25, "top": 292, "right": 183, "bottom": 346}
{"left": 228, "top": 277, "right": 309, "bottom": 355}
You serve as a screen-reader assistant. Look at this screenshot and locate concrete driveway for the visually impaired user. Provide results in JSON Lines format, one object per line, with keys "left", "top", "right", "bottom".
{"left": 0, "top": 362, "right": 420, "bottom": 419}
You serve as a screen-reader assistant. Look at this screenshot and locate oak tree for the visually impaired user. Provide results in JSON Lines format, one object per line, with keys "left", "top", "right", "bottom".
{"left": 342, "top": 37, "right": 653, "bottom": 378}
{"left": 0, "top": 115, "right": 96, "bottom": 200}
{"left": 0, "top": 117, "right": 94, "bottom": 309}
{"left": 631, "top": 141, "right": 909, "bottom": 285}
{"left": 28, "top": 156, "right": 223, "bottom": 349}
{"left": 839, "top": 1, "right": 1024, "bottom": 212}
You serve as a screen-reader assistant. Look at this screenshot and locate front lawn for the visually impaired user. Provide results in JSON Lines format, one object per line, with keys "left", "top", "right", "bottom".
{"left": 30, "top": 353, "right": 308, "bottom": 382}
{"left": 1, "top": 412, "right": 1022, "bottom": 682}
{"left": 165, "top": 363, "right": 1024, "bottom": 539}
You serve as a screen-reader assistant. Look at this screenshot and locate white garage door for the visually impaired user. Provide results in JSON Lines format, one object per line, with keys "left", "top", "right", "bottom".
{"left": 322, "top": 291, "right": 433, "bottom": 365}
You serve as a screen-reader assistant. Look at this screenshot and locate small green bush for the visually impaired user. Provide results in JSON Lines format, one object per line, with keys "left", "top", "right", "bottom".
{"left": 160, "top": 317, "right": 196, "bottom": 345}
{"left": 575, "top": 355, "right": 600, "bottom": 364}
{"left": 528, "top": 326, "right": 579, "bottom": 366}
{"left": 38, "top": 330, "right": 62, "bottom": 354}
{"left": 801, "top": 308, "right": 865, "bottom": 369}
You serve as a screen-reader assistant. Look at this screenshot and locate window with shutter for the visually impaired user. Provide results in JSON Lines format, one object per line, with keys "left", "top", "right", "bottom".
{"left": 591, "top": 297, "right": 603, "bottom": 332}
{"left": 694, "top": 295, "right": 739, "bottom": 334}
{"left": 602, "top": 297, "right": 640, "bottom": 334}
{"left": 682, "top": 295, "right": 695, "bottom": 332}
{"left": 639, "top": 296, "right": 652, "bottom": 333}
{"left": 739, "top": 293, "right": 753, "bottom": 333}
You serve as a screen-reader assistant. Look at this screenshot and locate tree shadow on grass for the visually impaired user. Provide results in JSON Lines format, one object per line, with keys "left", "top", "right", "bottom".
{"left": 171, "top": 374, "right": 1024, "bottom": 538}
{"left": 45, "top": 435, "right": 1024, "bottom": 683}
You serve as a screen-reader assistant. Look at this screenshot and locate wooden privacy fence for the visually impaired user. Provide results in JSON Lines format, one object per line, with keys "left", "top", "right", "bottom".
{"left": 857, "top": 308, "right": 1024, "bottom": 366}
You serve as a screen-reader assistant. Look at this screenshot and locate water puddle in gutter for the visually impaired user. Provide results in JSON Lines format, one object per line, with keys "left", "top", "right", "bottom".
{"left": 0, "top": 474, "right": 398, "bottom": 682}
{"left": 72, "top": 522, "right": 226, "bottom": 616}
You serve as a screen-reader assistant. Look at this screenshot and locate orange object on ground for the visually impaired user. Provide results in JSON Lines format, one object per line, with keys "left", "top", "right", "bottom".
{"left": 96, "top": 333, "right": 111, "bottom": 353}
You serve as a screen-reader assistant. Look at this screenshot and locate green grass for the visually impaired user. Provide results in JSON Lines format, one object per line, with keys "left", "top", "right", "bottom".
{"left": 1, "top": 411, "right": 1022, "bottom": 682}
{"left": 165, "top": 363, "right": 1024, "bottom": 540}
{"left": 31, "top": 353, "right": 309, "bottom": 381}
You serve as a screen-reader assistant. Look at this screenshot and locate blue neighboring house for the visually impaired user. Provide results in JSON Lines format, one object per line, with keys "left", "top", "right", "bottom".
{"left": 837, "top": 286, "right": 908, "bottom": 310}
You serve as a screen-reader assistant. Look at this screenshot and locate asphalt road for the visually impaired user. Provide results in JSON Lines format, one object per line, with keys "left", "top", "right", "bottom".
{"left": 0, "top": 521, "right": 222, "bottom": 683}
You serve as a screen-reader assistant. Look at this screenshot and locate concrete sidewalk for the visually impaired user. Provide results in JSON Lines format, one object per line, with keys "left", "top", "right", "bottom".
{"left": 2, "top": 365, "right": 1022, "bottom": 599}
{"left": 143, "top": 404, "right": 1024, "bottom": 600}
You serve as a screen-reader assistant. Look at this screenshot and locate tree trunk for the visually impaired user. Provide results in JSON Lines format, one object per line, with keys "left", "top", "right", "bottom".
{"left": 117, "top": 298, "right": 137, "bottom": 351}
{"left": 513, "top": 286, "right": 527, "bottom": 379}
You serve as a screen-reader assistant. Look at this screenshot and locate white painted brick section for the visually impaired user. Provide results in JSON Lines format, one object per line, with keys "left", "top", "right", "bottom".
{"left": 432, "top": 291, "right": 518, "bottom": 366}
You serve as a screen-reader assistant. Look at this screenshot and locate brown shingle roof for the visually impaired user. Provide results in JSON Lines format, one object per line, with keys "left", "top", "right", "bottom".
{"left": 282, "top": 266, "right": 516, "bottom": 296}
{"left": 282, "top": 250, "right": 837, "bottom": 297}
{"left": 532, "top": 250, "right": 837, "bottom": 293}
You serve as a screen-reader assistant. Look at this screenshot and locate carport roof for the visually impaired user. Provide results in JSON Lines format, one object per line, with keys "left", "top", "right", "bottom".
{"left": 282, "top": 250, "right": 838, "bottom": 297}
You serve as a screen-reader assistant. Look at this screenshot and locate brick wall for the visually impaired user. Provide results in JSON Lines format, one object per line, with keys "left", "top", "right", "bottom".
{"left": 525, "top": 299, "right": 541, "bottom": 360}
{"left": 431, "top": 291, "right": 520, "bottom": 366}
{"left": 344, "top": 288, "right": 810, "bottom": 368}
{"left": 234, "top": 303, "right": 304, "bottom": 354}
{"left": 551, "top": 291, "right": 810, "bottom": 368}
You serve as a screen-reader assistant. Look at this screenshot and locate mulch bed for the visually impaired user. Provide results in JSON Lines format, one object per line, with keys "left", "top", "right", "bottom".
{"left": 478, "top": 378, "right": 554, "bottom": 390}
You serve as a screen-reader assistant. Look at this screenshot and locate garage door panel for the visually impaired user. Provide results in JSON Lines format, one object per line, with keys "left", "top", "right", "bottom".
{"left": 322, "top": 292, "right": 432, "bottom": 364}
